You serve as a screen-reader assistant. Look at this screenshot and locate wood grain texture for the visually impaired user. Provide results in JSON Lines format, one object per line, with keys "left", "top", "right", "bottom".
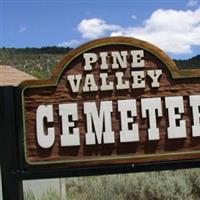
{"left": 21, "top": 37, "right": 200, "bottom": 168}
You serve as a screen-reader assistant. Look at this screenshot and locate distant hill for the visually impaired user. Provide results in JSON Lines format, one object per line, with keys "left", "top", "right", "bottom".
{"left": 1, "top": 46, "right": 72, "bottom": 54}
{"left": 0, "top": 47, "right": 199, "bottom": 79}
{"left": 174, "top": 55, "right": 200, "bottom": 70}
{"left": 0, "top": 47, "right": 72, "bottom": 79}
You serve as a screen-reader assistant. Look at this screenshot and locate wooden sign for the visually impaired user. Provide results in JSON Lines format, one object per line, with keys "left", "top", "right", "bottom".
{"left": 20, "top": 37, "right": 200, "bottom": 168}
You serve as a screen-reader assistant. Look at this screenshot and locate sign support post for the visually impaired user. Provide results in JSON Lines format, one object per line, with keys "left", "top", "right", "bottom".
{"left": 0, "top": 87, "right": 23, "bottom": 200}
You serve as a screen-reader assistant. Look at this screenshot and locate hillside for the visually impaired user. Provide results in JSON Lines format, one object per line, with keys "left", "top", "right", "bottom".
{"left": 0, "top": 47, "right": 199, "bottom": 79}
{"left": 174, "top": 55, "right": 200, "bottom": 70}
{"left": 0, "top": 47, "right": 72, "bottom": 79}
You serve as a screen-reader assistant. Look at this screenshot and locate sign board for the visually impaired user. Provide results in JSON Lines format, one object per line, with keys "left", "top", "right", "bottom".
{"left": 20, "top": 37, "right": 200, "bottom": 169}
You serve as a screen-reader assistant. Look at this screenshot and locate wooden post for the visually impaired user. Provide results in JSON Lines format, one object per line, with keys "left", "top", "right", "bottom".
{"left": 60, "top": 178, "right": 67, "bottom": 200}
{"left": 0, "top": 87, "right": 24, "bottom": 200}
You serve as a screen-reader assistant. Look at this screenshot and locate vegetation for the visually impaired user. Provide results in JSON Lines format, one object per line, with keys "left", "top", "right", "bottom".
{"left": 65, "top": 169, "right": 200, "bottom": 200}
{"left": 174, "top": 55, "right": 200, "bottom": 69}
{"left": 0, "top": 47, "right": 199, "bottom": 79}
{"left": 24, "top": 188, "right": 60, "bottom": 200}
{"left": 0, "top": 47, "right": 72, "bottom": 79}
{"left": 24, "top": 168, "right": 200, "bottom": 200}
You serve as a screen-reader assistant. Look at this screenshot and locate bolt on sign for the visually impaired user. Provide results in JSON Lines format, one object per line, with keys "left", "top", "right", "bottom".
{"left": 20, "top": 37, "right": 200, "bottom": 169}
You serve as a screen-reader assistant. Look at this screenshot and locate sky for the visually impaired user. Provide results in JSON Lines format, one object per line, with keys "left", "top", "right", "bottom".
{"left": 1, "top": 0, "right": 200, "bottom": 59}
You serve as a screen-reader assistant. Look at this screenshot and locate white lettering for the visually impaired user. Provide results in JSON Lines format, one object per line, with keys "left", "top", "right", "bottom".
{"left": 59, "top": 103, "right": 80, "bottom": 146}
{"left": 84, "top": 53, "right": 98, "bottom": 71}
{"left": 118, "top": 99, "right": 139, "bottom": 142}
{"left": 84, "top": 101, "right": 114, "bottom": 145}
{"left": 190, "top": 95, "right": 200, "bottom": 137}
{"left": 141, "top": 98, "right": 163, "bottom": 140}
{"left": 165, "top": 96, "right": 187, "bottom": 139}
{"left": 36, "top": 105, "right": 55, "bottom": 148}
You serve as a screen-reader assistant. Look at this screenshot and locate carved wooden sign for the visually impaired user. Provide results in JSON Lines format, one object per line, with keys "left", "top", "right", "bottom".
{"left": 20, "top": 37, "right": 200, "bottom": 168}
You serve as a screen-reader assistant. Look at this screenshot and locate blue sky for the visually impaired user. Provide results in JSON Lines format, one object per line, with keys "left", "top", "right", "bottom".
{"left": 1, "top": 0, "right": 200, "bottom": 59}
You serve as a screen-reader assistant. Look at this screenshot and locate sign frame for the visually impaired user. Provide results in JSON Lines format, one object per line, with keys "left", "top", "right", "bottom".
{"left": 20, "top": 37, "right": 200, "bottom": 169}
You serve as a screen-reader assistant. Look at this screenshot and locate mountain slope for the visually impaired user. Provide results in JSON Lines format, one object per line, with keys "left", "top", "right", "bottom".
{"left": 0, "top": 47, "right": 199, "bottom": 79}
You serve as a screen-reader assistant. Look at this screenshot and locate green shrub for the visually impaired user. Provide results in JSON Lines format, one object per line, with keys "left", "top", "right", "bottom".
{"left": 65, "top": 169, "right": 200, "bottom": 200}
{"left": 40, "top": 188, "right": 60, "bottom": 200}
{"left": 24, "top": 189, "right": 36, "bottom": 200}
{"left": 24, "top": 188, "right": 60, "bottom": 200}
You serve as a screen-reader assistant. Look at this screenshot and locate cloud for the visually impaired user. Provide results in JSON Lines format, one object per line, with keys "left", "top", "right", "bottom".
{"left": 77, "top": 8, "right": 200, "bottom": 55}
{"left": 19, "top": 26, "right": 27, "bottom": 33}
{"left": 77, "top": 18, "right": 121, "bottom": 39}
{"left": 111, "top": 9, "right": 200, "bottom": 54}
{"left": 58, "top": 40, "right": 80, "bottom": 47}
{"left": 187, "top": 0, "right": 199, "bottom": 7}
{"left": 131, "top": 14, "right": 137, "bottom": 20}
